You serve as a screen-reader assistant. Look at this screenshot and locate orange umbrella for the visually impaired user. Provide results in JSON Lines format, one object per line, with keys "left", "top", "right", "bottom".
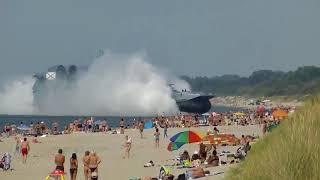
{"left": 202, "top": 134, "right": 240, "bottom": 145}
{"left": 272, "top": 109, "right": 288, "bottom": 118}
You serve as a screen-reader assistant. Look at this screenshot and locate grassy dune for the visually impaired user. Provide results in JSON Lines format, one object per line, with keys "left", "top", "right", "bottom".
{"left": 228, "top": 95, "right": 320, "bottom": 180}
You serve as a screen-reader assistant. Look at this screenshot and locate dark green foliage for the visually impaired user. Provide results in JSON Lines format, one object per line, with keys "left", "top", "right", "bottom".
{"left": 182, "top": 66, "right": 320, "bottom": 96}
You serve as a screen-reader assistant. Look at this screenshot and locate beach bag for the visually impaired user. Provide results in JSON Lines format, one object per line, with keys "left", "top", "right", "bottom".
{"left": 3, "top": 153, "right": 11, "bottom": 170}
{"left": 159, "top": 166, "right": 170, "bottom": 180}
{"left": 91, "top": 171, "right": 98, "bottom": 180}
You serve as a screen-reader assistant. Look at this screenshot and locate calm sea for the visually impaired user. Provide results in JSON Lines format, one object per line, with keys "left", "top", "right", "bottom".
{"left": 0, "top": 106, "right": 244, "bottom": 130}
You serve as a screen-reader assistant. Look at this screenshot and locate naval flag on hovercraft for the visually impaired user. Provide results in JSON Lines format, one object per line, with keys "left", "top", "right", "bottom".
{"left": 46, "top": 72, "right": 56, "bottom": 80}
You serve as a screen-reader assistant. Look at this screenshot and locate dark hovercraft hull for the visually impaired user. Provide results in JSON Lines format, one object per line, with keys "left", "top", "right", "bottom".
{"left": 176, "top": 95, "right": 213, "bottom": 114}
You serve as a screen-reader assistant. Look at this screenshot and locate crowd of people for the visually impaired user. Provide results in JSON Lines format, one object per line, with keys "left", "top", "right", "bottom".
{"left": 0, "top": 106, "right": 294, "bottom": 180}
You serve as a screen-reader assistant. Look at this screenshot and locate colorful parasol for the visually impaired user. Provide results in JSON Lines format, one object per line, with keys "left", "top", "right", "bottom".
{"left": 167, "top": 142, "right": 185, "bottom": 151}
{"left": 170, "top": 131, "right": 202, "bottom": 144}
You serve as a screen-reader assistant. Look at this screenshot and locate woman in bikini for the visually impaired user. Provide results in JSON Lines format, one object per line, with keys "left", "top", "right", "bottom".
{"left": 70, "top": 153, "right": 78, "bottom": 180}
{"left": 88, "top": 151, "right": 101, "bottom": 179}
{"left": 82, "top": 151, "right": 90, "bottom": 180}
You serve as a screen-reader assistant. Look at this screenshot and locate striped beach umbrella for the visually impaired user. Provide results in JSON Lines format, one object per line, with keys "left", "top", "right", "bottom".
{"left": 170, "top": 131, "right": 202, "bottom": 144}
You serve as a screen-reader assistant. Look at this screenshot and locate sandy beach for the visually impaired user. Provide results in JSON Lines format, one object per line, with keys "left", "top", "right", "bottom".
{"left": 0, "top": 125, "right": 262, "bottom": 180}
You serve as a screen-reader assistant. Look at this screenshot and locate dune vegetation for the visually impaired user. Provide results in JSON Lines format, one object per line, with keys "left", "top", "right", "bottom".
{"left": 228, "top": 95, "right": 320, "bottom": 180}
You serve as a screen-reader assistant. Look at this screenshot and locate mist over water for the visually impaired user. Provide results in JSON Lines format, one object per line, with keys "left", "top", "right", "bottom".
{"left": 0, "top": 52, "right": 190, "bottom": 116}
{"left": 0, "top": 77, "right": 35, "bottom": 115}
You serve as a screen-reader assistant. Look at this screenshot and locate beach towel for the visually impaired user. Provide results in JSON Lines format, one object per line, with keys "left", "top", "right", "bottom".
{"left": 0, "top": 152, "right": 12, "bottom": 171}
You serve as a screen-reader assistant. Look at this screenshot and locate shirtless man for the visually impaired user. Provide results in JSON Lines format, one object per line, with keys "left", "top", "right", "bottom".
{"left": 88, "top": 151, "right": 101, "bottom": 179}
{"left": 21, "top": 137, "right": 30, "bottom": 164}
{"left": 83, "top": 151, "right": 90, "bottom": 180}
{"left": 55, "top": 149, "right": 65, "bottom": 171}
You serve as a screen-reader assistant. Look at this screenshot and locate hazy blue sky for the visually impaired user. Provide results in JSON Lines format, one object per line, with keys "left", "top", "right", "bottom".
{"left": 1, "top": 0, "right": 320, "bottom": 82}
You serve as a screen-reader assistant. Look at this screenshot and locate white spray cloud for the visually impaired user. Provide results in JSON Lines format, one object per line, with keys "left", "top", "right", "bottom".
{"left": 0, "top": 52, "right": 190, "bottom": 116}
{"left": 0, "top": 77, "right": 35, "bottom": 115}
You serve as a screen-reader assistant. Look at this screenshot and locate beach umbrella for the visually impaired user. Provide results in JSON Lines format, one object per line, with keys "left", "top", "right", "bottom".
{"left": 167, "top": 142, "right": 185, "bottom": 151}
{"left": 272, "top": 109, "right": 288, "bottom": 119}
{"left": 17, "top": 124, "right": 31, "bottom": 131}
{"left": 170, "top": 131, "right": 202, "bottom": 144}
{"left": 144, "top": 120, "right": 153, "bottom": 129}
{"left": 202, "top": 134, "right": 240, "bottom": 145}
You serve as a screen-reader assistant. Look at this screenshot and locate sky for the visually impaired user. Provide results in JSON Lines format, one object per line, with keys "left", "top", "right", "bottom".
{"left": 1, "top": 0, "right": 320, "bottom": 83}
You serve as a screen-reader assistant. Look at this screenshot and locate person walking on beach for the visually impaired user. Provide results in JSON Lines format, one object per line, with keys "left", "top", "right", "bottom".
{"left": 139, "top": 121, "right": 144, "bottom": 139}
{"left": 55, "top": 149, "right": 65, "bottom": 171}
{"left": 154, "top": 128, "right": 160, "bottom": 148}
{"left": 123, "top": 135, "right": 132, "bottom": 159}
{"left": 21, "top": 137, "right": 30, "bottom": 164}
{"left": 83, "top": 151, "right": 90, "bottom": 180}
{"left": 88, "top": 151, "right": 101, "bottom": 179}
{"left": 14, "top": 136, "right": 21, "bottom": 156}
{"left": 163, "top": 122, "right": 168, "bottom": 138}
{"left": 120, "top": 118, "right": 125, "bottom": 134}
{"left": 70, "top": 153, "right": 78, "bottom": 180}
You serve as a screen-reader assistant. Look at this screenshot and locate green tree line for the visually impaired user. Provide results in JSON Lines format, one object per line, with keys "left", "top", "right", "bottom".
{"left": 181, "top": 66, "right": 320, "bottom": 96}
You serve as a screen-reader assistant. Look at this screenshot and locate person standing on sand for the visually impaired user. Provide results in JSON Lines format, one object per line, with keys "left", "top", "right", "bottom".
{"left": 123, "top": 135, "right": 132, "bottom": 159}
{"left": 70, "top": 153, "right": 78, "bottom": 180}
{"left": 120, "top": 118, "right": 125, "bottom": 134}
{"left": 55, "top": 149, "right": 65, "bottom": 171}
{"left": 88, "top": 151, "right": 101, "bottom": 179}
{"left": 83, "top": 151, "right": 90, "bottom": 180}
{"left": 21, "top": 137, "right": 30, "bottom": 164}
{"left": 139, "top": 121, "right": 144, "bottom": 139}
{"left": 14, "top": 136, "right": 21, "bottom": 156}
{"left": 163, "top": 122, "right": 168, "bottom": 138}
{"left": 154, "top": 128, "right": 160, "bottom": 148}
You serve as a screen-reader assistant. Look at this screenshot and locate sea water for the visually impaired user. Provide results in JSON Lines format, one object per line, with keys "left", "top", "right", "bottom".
{"left": 0, "top": 106, "right": 245, "bottom": 131}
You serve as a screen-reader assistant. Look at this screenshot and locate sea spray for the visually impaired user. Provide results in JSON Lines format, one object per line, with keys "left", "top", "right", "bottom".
{"left": 0, "top": 77, "right": 35, "bottom": 115}
{"left": 0, "top": 51, "right": 189, "bottom": 116}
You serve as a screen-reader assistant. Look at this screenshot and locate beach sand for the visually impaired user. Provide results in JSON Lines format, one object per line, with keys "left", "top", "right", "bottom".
{"left": 0, "top": 125, "right": 262, "bottom": 180}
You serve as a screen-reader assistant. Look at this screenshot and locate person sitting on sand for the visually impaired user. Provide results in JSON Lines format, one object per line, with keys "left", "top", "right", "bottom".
{"left": 180, "top": 150, "right": 190, "bottom": 162}
{"left": 21, "top": 137, "right": 30, "bottom": 164}
{"left": 83, "top": 151, "right": 90, "bottom": 180}
{"left": 185, "top": 167, "right": 209, "bottom": 179}
{"left": 206, "top": 150, "right": 219, "bottom": 167}
{"left": 88, "top": 151, "right": 101, "bottom": 179}
{"left": 70, "top": 153, "right": 78, "bottom": 180}
{"left": 32, "top": 135, "right": 41, "bottom": 143}
{"left": 123, "top": 135, "right": 132, "bottom": 159}
{"left": 55, "top": 149, "right": 65, "bottom": 171}
{"left": 191, "top": 152, "right": 201, "bottom": 168}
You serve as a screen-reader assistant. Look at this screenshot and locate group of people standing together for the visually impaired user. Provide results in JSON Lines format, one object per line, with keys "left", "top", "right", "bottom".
{"left": 54, "top": 149, "right": 101, "bottom": 180}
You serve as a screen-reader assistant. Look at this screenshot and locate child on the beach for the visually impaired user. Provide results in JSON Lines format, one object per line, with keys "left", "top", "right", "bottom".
{"left": 154, "top": 128, "right": 160, "bottom": 148}
{"left": 123, "top": 135, "right": 132, "bottom": 159}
